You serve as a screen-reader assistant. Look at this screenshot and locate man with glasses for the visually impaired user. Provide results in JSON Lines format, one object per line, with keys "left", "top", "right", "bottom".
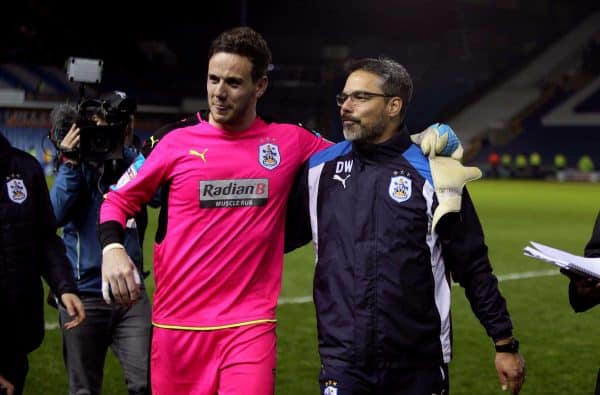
{"left": 286, "top": 57, "right": 526, "bottom": 394}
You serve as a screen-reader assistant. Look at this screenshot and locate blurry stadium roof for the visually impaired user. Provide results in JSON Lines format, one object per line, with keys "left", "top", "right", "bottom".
{"left": 2, "top": 0, "right": 599, "bottom": 130}
{"left": 5, "top": 0, "right": 599, "bottom": 65}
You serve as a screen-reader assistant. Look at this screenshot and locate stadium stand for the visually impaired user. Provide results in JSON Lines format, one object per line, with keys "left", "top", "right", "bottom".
{"left": 468, "top": 19, "right": 600, "bottom": 180}
{"left": 1, "top": 1, "right": 599, "bottom": 163}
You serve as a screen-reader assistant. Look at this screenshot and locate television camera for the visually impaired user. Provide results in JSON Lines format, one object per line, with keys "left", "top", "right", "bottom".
{"left": 50, "top": 57, "right": 137, "bottom": 164}
{"left": 49, "top": 91, "right": 137, "bottom": 163}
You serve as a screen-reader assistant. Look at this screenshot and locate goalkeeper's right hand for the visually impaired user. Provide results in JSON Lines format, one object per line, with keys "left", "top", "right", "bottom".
{"left": 411, "top": 123, "right": 464, "bottom": 160}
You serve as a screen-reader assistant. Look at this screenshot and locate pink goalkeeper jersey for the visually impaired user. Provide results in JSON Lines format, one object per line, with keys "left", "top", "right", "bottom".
{"left": 100, "top": 117, "right": 331, "bottom": 330}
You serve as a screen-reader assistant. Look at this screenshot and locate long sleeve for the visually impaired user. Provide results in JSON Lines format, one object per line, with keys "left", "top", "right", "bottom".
{"left": 584, "top": 212, "right": 600, "bottom": 258}
{"left": 34, "top": 163, "right": 77, "bottom": 296}
{"left": 567, "top": 211, "right": 600, "bottom": 312}
{"left": 98, "top": 134, "right": 174, "bottom": 246}
{"left": 284, "top": 162, "right": 312, "bottom": 253}
{"left": 437, "top": 188, "right": 513, "bottom": 342}
{"left": 49, "top": 163, "right": 84, "bottom": 226}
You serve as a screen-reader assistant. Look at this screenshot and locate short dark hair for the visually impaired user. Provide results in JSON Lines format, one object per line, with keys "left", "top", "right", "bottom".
{"left": 347, "top": 57, "right": 413, "bottom": 120}
{"left": 208, "top": 27, "right": 272, "bottom": 82}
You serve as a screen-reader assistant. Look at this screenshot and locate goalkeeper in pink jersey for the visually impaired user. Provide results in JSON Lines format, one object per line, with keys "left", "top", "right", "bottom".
{"left": 99, "top": 27, "right": 330, "bottom": 394}
{"left": 99, "top": 26, "right": 464, "bottom": 395}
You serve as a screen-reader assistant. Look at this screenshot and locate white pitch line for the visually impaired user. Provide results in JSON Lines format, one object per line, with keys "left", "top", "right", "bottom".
{"left": 278, "top": 296, "right": 313, "bottom": 305}
{"left": 495, "top": 269, "right": 559, "bottom": 282}
{"left": 44, "top": 269, "right": 562, "bottom": 330}
{"left": 44, "top": 322, "right": 61, "bottom": 330}
{"left": 276, "top": 269, "right": 561, "bottom": 305}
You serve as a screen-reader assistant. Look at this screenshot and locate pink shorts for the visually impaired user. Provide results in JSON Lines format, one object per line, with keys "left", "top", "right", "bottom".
{"left": 151, "top": 323, "right": 277, "bottom": 395}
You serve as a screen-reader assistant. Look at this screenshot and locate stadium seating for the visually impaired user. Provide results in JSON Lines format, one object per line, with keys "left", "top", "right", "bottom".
{"left": 2, "top": 2, "right": 599, "bottom": 163}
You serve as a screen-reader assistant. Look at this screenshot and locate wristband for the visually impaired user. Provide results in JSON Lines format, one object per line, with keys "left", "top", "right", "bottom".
{"left": 495, "top": 338, "right": 519, "bottom": 354}
{"left": 102, "top": 243, "right": 125, "bottom": 255}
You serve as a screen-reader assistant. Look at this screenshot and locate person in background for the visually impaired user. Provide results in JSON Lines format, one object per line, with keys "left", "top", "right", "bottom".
{"left": 49, "top": 91, "right": 150, "bottom": 395}
{"left": 500, "top": 153, "right": 513, "bottom": 178}
{"left": 487, "top": 151, "right": 500, "bottom": 178}
{"left": 529, "top": 152, "right": 543, "bottom": 179}
{"left": 562, "top": 211, "right": 600, "bottom": 394}
{"left": 1, "top": 133, "right": 84, "bottom": 395}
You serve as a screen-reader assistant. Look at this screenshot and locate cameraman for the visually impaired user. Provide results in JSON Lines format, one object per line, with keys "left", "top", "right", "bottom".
{"left": 49, "top": 91, "right": 150, "bottom": 395}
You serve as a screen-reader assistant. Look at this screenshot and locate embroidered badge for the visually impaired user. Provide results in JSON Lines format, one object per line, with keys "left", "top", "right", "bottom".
{"left": 259, "top": 143, "right": 281, "bottom": 170}
{"left": 388, "top": 175, "right": 411, "bottom": 203}
{"left": 6, "top": 174, "right": 27, "bottom": 204}
{"left": 323, "top": 380, "right": 338, "bottom": 395}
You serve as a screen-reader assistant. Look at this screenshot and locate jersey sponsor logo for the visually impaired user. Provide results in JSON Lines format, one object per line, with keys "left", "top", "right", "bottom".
{"left": 5, "top": 174, "right": 27, "bottom": 204}
{"left": 189, "top": 148, "right": 208, "bottom": 162}
{"left": 323, "top": 380, "right": 338, "bottom": 395}
{"left": 259, "top": 143, "right": 280, "bottom": 170}
{"left": 389, "top": 175, "right": 412, "bottom": 203}
{"left": 200, "top": 178, "right": 268, "bottom": 208}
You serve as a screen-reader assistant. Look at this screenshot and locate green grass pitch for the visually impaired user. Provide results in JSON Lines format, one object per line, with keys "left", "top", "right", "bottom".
{"left": 26, "top": 179, "right": 600, "bottom": 394}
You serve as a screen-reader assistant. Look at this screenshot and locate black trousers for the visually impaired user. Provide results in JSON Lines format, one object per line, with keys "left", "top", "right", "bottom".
{"left": 0, "top": 353, "right": 28, "bottom": 395}
{"left": 319, "top": 360, "right": 449, "bottom": 395}
{"left": 595, "top": 369, "right": 600, "bottom": 395}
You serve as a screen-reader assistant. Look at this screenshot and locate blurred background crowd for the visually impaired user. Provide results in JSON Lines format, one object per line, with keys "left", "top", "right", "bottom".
{"left": 1, "top": 0, "right": 599, "bottom": 181}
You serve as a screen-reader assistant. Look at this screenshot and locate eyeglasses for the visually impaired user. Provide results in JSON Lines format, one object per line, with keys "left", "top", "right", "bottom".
{"left": 335, "top": 91, "right": 394, "bottom": 106}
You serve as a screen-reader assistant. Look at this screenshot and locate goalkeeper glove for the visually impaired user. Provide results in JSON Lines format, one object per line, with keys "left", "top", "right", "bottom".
{"left": 411, "top": 123, "right": 464, "bottom": 160}
{"left": 430, "top": 157, "right": 482, "bottom": 231}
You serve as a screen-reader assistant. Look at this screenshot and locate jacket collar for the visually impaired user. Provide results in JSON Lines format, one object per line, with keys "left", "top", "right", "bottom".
{"left": 353, "top": 124, "right": 412, "bottom": 163}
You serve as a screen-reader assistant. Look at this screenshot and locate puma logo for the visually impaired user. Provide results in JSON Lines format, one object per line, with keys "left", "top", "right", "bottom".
{"left": 333, "top": 174, "right": 350, "bottom": 189}
{"left": 189, "top": 148, "right": 208, "bottom": 162}
{"left": 149, "top": 135, "right": 160, "bottom": 148}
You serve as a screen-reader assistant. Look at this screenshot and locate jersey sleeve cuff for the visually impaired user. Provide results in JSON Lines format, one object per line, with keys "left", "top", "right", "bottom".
{"left": 98, "top": 220, "right": 125, "bottom": 248}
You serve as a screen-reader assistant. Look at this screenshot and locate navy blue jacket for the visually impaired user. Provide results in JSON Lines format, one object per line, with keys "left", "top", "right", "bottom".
{"left": 286, "top": 127, "right": 513, "bottom": 368}
{"left": 0, "top": 134, "right": 77, "bottom": 358}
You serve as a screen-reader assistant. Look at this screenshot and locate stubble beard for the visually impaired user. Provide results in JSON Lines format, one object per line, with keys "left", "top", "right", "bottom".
{"left": 343, "top": 115, "right": 387, "bottom": 143}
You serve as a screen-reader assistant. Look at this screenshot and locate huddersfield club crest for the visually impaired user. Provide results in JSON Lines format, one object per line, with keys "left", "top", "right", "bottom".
{"left": 323, "top": 380, "right": 338, "bottom": 395}
{"left": 259, "top": 143, "right": 281, "bottom": 170}
{"left": 323, "top": 386, "right": 338, "bottom": 395}
{"left": 6, "top": 175, "right": 27, "bottom": 204}
{"left": 389, "top": 175, "right": 411, "bottom": 203}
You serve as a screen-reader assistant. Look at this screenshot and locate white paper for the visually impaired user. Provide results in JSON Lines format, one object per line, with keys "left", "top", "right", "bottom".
{"left": 523, "top": 241, "right": 600, "bottom": 280}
